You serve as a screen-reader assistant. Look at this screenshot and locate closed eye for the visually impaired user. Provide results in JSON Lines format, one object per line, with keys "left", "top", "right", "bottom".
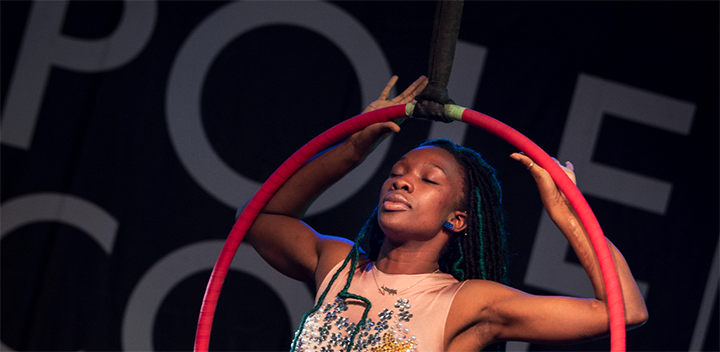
{"left": 423, "top": 178, "right": 438, "bottom": 185}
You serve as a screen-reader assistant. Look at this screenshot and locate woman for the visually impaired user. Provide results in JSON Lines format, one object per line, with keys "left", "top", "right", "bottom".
{"left": 244, "top": 76, "right": 648, "bottom": 351}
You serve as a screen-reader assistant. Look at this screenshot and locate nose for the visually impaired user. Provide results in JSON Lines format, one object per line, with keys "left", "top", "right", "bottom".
{"left": 392, "top": 175, "right": 413, "bottom": 192}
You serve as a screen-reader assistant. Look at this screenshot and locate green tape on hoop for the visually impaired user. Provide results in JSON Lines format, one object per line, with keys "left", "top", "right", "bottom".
{"left": 405, "top": 103, "right": 416, "bottom": 117}
{"left": 445, "top": 104, "right": 466, "bottom": 121}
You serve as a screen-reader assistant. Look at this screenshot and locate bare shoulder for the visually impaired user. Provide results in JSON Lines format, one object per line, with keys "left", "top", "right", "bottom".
{"left": 314, "top": 234, "right": 354, "bottom": 288}
{"left": 316, "top": 234, "right": 354, "bottom": 259}
{"left": 452, "top": 279, "right": 532, "bottom": 319}
{"left": 444, "top": 280, "right": 519, "bottom": 350}
{"left": 451, "top": 279, "right": 510, "bottom": 316}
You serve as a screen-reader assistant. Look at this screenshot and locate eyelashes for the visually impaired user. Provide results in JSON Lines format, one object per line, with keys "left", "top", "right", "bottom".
{"left": 387, "top": 173, "right": 439, "bottom": 185}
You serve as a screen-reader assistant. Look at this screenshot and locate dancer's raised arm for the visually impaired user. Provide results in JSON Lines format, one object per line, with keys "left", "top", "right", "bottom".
{"left": 446, "top": 155, "right": 647, "bottom": 349}
{"left": 512, "top": 153, "right": 648, "bottom": 325}
{"left": 243, "top": 76, "right": 427, "bottom": 287}
{"left": 457, "top": 154, "right": 648, "bottom": 346}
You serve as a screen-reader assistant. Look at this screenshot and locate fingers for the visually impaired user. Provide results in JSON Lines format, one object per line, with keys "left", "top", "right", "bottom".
{"left": 366, "top": 76, "right": 428, "bottom": 113}
{"left": 362, "top": 121, "right": 401, "bottom": 137}
{"left": 392, "top": 76, "right": 428, "bottom": 103}
{"left": 565, "top": 161, "right": 574, "bottom": 172}
{"left": 378, "top": 121, "right": 401, "bottom": 134}
{"left": 511, "top": 153, "right": 574, "bottom": 171}
{"left": 406, "top": 75, "right": 428, "bottom": 95}
{"left": 411, "top": 76, "right": 429, "bottom": 101}
{"left": 563, "top": 161, "right": 577, "bottom": 185}
{"left": 550, "top": 157, "right": 575, "bottom": 175}
{"left": 378, "top": 75, "right": 399, "bottom": 100}
{"left": 509, "top": 152, "right": 535, "bottom": 171}
{"left": 348, "top": 121, "right": 401, "bottom": 154}
{"left": 511, "top": 152, "right": 577, "bottom": 184}
{"left": 510, "top": 153, "right": 544, "bottom": 179}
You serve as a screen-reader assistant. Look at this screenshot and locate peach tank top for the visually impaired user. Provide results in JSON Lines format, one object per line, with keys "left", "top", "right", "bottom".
{"left": 292, "top": 258, "right": 466, "bottom": 352}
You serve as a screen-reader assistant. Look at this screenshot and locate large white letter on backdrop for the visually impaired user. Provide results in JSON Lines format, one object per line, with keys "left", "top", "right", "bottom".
{"left": 166, "top": 1, "right": 393, "bottom": 217}
{"left": 1, "top": 0, "right": 156, "bottom": 150}
{"left": 1, "top": 193, "right": 119, "bottom": 352}
{"left": 524, "top": 73, "right": 694, "bottom": 298}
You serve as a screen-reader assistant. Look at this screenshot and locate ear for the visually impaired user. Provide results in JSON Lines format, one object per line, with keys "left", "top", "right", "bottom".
{"left": 447, "top": 211, "right": 467, "bottom": 233}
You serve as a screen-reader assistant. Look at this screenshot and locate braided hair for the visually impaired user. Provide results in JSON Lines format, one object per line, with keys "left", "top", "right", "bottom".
{"left": 291, "top": 139, "right": 510, "bottom": 351}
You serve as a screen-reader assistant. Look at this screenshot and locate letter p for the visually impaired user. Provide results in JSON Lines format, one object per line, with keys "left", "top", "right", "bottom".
{"left": 1, "top": 0, "right": 156, "bottom": 150}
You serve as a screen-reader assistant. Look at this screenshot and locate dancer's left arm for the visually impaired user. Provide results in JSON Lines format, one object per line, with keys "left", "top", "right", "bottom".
{"left": 514, "top": 153, "right": 648, "bottom": 308}
{"left": 468, "top": 154, "right": 648, "bottom": 345}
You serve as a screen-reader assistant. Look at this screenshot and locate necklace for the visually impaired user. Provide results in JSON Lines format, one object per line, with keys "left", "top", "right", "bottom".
{"left": 371, "top": 264, "right": 441, "bottom": 295}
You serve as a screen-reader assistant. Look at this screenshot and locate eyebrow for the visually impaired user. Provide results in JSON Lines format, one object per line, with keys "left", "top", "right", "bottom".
{"left": 426, "top": 163, "right": 448, "bottom": 176}
{"left": 396, "top": 156, "right": 448, "bottom": 176}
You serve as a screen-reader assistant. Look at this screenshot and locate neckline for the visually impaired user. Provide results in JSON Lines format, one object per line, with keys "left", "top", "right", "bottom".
{"left": 369, "top": 262, "right": 442, "bottom": 277}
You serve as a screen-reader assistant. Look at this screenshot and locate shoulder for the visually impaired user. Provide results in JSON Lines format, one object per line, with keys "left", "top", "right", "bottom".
{"left": 445, "top": 279, "right": 522, "bottom": 348}
{"left": 449, "top": 279, "right": 530, "bottom": 330}
{"left": 316, "top": 234, "right": 354, "bottom": 264}
{"left": 314, "top": 234, "right": 355, "bottom": 289}
{"left": 452, "top": 279, "right": 510, "bottom": 312}
{"left": 453, "top": 279, "right": 532, "bottom": 314}
{"left": 316, "top": 234, "right": 354, "bottom": 252}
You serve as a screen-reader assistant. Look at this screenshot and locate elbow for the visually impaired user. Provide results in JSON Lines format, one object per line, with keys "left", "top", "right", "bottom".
{"left": 625, "top": 305, "right": 649, "bottom": 330}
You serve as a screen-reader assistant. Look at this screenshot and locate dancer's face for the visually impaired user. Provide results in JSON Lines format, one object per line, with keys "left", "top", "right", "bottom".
{"left": 378, "top": 146, "right": 466, "bottom": 242}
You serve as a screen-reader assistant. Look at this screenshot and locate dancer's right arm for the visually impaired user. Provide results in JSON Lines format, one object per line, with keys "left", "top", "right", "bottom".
{"left": 243, "top": 76, "right": 426, "bottom": 287}
{"left": 244, "top": 122, "right": 400, "bottom": 286}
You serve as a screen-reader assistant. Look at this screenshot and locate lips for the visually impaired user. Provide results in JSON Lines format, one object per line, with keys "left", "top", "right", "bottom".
{"left": 382, "top": 193, "right": 411, "bottom": 211}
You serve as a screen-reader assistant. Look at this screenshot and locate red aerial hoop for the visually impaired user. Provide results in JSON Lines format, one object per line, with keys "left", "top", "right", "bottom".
{"left": 193, "top": 103, "right": 626, "bottom": 352}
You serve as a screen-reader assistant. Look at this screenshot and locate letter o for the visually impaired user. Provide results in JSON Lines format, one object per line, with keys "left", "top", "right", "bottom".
{"left": 166, "top": 1, "right": 393, "bottom": 216}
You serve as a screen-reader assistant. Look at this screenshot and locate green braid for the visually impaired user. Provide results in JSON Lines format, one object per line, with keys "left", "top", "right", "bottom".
{"left": 475, "top": 187, "right": 487, "bottom": 280}
{"left": 290, "top": 245, "right": 354, "bottom": 350}
{"left": 451, "top": 242, "right": 466, "bottom": 281}
{"left": 291, "top": 208, "right": 378, "bottom": 351}
{"left": 337, "top": 233, "right": 372, "bottom": 352}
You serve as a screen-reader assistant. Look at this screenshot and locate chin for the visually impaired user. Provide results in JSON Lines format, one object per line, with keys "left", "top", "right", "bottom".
{"left": 380, "top": 223, "right": 432, "bottom": 245}
{"left": 377, "top": 219, "right": 404, "bottom": 239}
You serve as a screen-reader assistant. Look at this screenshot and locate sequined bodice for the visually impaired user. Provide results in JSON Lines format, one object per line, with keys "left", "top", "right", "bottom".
{"left": 292, "top": 259, "right": 465, "bottom": 352}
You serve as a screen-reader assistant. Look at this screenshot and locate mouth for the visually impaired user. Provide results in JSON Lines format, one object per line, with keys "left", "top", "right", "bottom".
{"left": 382, "top": 193, "right": 411, "bottom": 211}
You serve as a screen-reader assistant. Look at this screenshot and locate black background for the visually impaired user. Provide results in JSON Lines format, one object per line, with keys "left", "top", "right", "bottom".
{"left": 2, "top": 1, "right": 718, "bottom": 351}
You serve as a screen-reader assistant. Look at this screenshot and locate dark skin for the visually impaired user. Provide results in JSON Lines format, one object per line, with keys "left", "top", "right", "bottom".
{"left": 244, "top": 76, "right": 648, "bottom": 350}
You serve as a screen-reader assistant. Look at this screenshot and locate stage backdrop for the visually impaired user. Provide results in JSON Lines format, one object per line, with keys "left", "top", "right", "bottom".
{"left": 2, "top": 1, "right": 717, "bottom": 351}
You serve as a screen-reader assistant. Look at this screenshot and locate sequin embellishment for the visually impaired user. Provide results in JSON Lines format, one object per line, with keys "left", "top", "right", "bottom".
{"left": 371, "top": 333, "right": 414, "bottom": 352}
{"left": 293, "top": 297, "right": 418, "bottom": 352}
